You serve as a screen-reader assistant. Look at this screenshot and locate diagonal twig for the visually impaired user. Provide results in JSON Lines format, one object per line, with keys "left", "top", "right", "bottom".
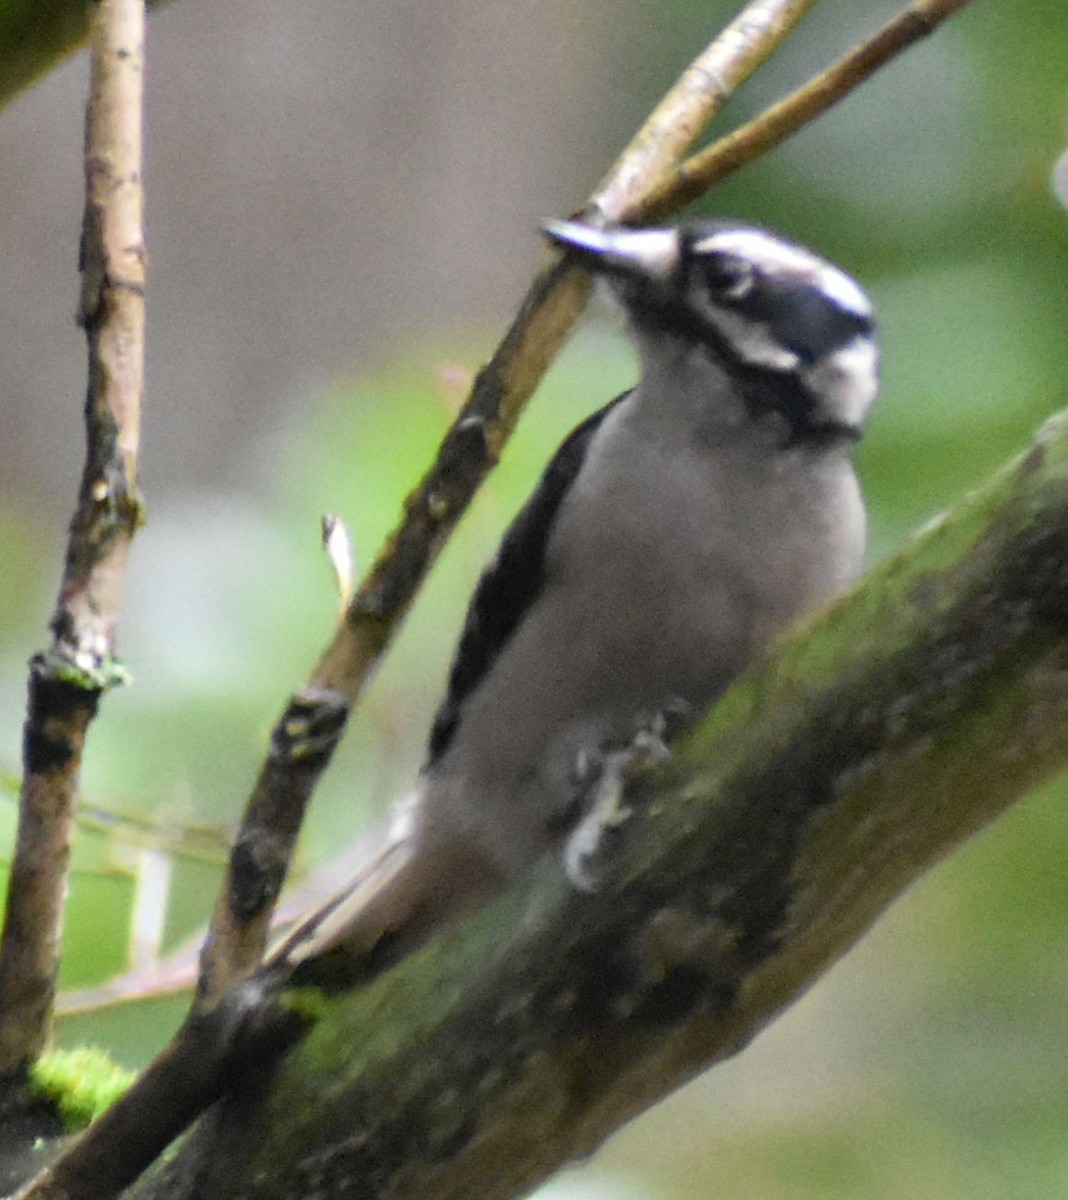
{"left": 0, "top": 0, "right": 146, "bottom": 1077}
{"left": 639, "top": 0, "right": 979, "bottom": 221}
{"left": 196, "top": 0, "right": 822, "bottom": 1008}
{"left": 586, "top": 0, "right": 820, "bottom": 220}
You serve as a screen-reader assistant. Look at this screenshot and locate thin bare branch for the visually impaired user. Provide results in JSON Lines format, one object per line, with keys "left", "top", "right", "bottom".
{"left": 640, "top": 0, "right": 978, "bottom": 220}
{"left": 587, "top": 0, "right": 819, "bottom": 220}
{"left": 0, "top": 0, "right": 146, "bottom": 1076}
{"left": 196, "top": 0, "right": 823, "bottom": 1008}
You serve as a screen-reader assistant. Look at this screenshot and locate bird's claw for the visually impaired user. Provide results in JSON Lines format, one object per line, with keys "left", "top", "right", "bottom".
{"left": 564, "top": 697, "right": 692, "bottom": 892}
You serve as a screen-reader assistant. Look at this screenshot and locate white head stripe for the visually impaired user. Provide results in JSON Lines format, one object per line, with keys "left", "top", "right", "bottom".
{"left": 692, "top": 228, "right": 873, "bottom": 320}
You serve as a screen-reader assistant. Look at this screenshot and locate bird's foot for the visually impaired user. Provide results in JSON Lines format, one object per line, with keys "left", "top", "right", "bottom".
{"left": 564, "top": 698, "right": 693, "bottom": 892}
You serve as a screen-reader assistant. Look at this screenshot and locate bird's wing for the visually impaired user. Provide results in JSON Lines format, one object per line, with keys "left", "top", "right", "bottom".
{"left": 425, "top": 393, "right": 628, "bottom": 767}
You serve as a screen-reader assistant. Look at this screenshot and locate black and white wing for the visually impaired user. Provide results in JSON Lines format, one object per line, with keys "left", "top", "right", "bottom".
{"left": 425, "top": 394, "right": 627, "bottom": 767}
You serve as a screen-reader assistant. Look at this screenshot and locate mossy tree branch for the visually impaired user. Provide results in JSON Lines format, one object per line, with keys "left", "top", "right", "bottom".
{"left": 135, "top": 408, "right": 1068, "bottom": 1200}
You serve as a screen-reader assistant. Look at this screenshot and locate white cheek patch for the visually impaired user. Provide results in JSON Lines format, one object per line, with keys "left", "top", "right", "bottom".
{"left": 800, "top": 334, "right": 880, "bottom": 428}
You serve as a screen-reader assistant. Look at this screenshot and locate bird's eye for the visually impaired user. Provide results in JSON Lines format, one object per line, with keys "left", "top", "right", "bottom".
{"left": 700, "top": 252, "right": 754, "bottom": 301}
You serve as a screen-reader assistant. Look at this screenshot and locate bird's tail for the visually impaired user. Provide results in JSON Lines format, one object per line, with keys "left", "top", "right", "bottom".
{"left": 264, "top": 816, "right": 507, "bottom": 986}
{"left": 265, "top": 831, "right": 419, "bottom": 976}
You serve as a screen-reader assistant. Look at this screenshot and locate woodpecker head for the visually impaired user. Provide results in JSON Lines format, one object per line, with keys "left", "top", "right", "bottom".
{"left": 543, "top": 218, "right": 879, "bottom": 444}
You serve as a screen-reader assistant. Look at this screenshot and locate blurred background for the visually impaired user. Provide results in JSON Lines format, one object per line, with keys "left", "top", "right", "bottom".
{"left": 2, "top": 0, "right": 1068, "bottom": 1196}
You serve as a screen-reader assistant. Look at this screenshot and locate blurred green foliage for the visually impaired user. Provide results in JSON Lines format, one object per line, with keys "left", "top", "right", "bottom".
{"left": 2, "top": 0, "right": 1068, "bottom": 1196}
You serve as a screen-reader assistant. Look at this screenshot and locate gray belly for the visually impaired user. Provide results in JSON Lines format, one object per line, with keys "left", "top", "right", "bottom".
{"left": 422, "top": 432, "right": 865, "bottom": 876}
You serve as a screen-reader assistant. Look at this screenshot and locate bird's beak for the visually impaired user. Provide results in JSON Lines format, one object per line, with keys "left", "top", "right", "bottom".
{"left": 542, "top": 220, "right": 679, "bottom": 283}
